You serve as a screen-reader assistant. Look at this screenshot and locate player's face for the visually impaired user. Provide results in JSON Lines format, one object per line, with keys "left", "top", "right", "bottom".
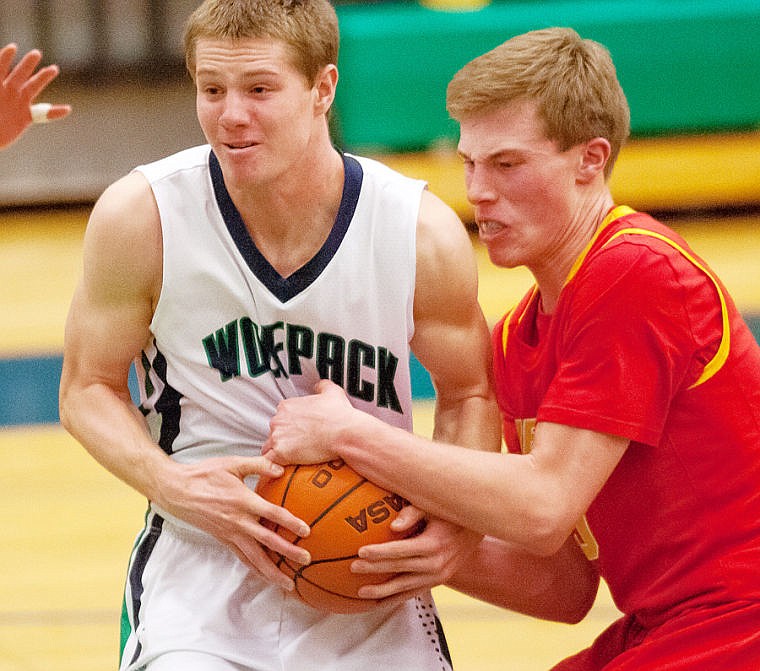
{"left": 457, "top": 100, "right": 589, "bottom": 275}
{"left": 194, "top": 37, "right": 321, "bottom": 187}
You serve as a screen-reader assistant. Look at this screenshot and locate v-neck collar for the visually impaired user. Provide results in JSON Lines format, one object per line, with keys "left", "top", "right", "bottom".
{"left": 209, "top": 150, "right": 363, "bottom": 303}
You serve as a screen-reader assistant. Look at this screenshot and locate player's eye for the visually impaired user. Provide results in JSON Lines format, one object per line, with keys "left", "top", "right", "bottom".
{"left": 250, "top": 84, "right": 271, "bottom": 95}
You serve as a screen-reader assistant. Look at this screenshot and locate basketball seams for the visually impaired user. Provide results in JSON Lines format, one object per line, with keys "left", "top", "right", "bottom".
{"left": 295, "top": 557, "right": 373, "bottom": 606}
{"left": 280, "top": 466, "right": 300, "bottom": 506}
{"left": 301, "top": 479, "right": 370, "bottom": 530}
{"left": 256, "top": 461, "right": 404, "bottom": 612}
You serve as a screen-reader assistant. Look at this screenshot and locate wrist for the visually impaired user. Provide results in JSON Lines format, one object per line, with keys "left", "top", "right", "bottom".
{"left": 142, "top": 450, "right": 183, "bottom": 508}
{"left": 334, "top": 408, "right": 384, "bottom": 463}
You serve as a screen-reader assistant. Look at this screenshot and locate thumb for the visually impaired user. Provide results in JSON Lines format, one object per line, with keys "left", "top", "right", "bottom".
{"left": 314, "top": 378, "right": 337, "bottom": 394}
{"left": 391, "top": 504, "right": 426, "bottom": 534}
{"left": 315, "top": 378, "right": 349, "bottom": 401}
{"left": 232, "top": 456, "right": 284, "bottom": 480}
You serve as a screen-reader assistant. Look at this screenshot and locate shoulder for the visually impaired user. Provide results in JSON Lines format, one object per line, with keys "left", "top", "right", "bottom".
{"left": 89, "top": 171, "right": 159, "bottom": 241}
{"left": 134, "top": 144, "right": 211, "bottom": 183}
{"left": 414, "top": 190, "right": 479, "bottom": 319}
{"left": 564, "top": 218, "right": 723, "bottom": 351}
{"left": 417, "top": 189, "right": 474, "bottom": 266}
{"left": 592, "top": 213, "right": 697, "bottom": 269}
{"left": 581, "top": 219, "right": 713, "bottom": 301}
{"left": 84, "top": 171, "right": 162, "bottom": 303}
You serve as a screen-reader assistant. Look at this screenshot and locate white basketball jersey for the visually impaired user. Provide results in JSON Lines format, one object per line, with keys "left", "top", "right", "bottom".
{"left": 135, "top": 145, "right": 421, "bottom": 470}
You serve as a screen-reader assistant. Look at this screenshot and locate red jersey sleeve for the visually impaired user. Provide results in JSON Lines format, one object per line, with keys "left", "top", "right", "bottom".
{"left": 538, "top": 234, "right": 723, "bottom": 446}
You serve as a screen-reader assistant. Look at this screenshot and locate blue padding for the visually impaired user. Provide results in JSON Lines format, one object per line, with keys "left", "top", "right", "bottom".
{"left": 6, "top": 314, "right": 760, "bottom": 425}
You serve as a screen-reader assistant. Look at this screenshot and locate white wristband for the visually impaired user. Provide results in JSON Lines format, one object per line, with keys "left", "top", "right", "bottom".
{"left": 31, "top": 103, "right": 52, "bottom": 124}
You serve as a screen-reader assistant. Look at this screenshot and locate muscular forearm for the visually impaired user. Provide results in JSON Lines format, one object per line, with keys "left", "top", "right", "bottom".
{"left": 333, "top": 412, "right": 572, "bottom": 554}
{"left": 332, "top": 413, "right": 625, "bottom": 556}
{"left": 265, "top": 383, "right": 613, "bottom": 554}
{"left": 59, "top": 379, "right": 176, "bottom": 503}
{"left": 60, "top": 377, "right": 311, "bottom": 583}
{"left": 336, "top": 413, "right": 512, "bottom": 532}
{"left": 446, "top": 535, "right": 599, "bottom": 624}
{"left": 430, "top": 390, "right": 501, "bottom": 453}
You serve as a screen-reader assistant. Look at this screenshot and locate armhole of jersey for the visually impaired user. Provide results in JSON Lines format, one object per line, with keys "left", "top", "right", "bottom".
{"left": 601, "top": 227, "right": 730, "bottom": 388}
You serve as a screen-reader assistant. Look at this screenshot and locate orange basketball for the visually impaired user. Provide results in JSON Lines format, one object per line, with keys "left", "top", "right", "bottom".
{"left": 255, "top": 458, "right": 411, "bottom": 613}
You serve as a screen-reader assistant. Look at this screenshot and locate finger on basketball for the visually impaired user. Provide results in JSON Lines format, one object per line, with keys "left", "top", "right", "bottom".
{"left": 240, "top": 545, "right": 296, "bottom": 592}
{"left": 253, "top": 522, "right": 311, "bottom": 566}
{"left": 357, "top": 572, "right": 429, "bottom": 600}
{"left": 357, "top": 534, "right": 426, "bottom": 561}
{"left": 255, "top": 497, "right": 310, "bottom": 539}
{"left": 256, "top": 459, "right": 414, "bottom": 613}
{"left": 389, "top": 504, "right": 426, "bottom": 532}
{"left": 352, "top": 554, "right": 431, "bottom": 575}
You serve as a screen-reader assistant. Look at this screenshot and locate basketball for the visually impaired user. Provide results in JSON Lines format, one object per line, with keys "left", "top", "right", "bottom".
{"left": 255, "top": 458, "right": 411, "bottom": 613}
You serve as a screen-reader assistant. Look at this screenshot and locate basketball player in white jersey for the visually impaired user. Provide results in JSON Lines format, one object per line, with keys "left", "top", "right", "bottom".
{"left": 59, "top": 1, "right": 500, "bottom": 669}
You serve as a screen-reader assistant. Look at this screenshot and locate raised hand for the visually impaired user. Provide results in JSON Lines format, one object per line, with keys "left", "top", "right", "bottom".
{"left": 0, "top": 43, "right": 71, "bottom": 148}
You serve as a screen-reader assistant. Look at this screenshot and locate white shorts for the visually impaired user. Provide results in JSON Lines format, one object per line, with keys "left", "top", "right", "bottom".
{"left": 120, "top": 509, "right": 452, "bottom": 671}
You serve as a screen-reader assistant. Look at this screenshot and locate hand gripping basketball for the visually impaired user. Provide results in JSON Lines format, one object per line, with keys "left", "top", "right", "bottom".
{"left": 256, "top": 458, "right": 412, "bottom": 613}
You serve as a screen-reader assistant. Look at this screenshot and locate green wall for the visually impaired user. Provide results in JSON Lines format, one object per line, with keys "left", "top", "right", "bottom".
{"left": 334, "top": 0, "right": 760, "bottom": 151}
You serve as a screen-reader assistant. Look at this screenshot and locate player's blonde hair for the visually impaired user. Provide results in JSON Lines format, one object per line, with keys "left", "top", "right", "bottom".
{"left": 184, "top": 0, "right": 339, "bottom": 85}
{"left": 446, "top": 27, "right": 630, "bottom": 178}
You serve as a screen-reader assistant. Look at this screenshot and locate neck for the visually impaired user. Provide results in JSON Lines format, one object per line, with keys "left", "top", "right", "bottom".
{"left": 533, "top": 191, "right": 615, "bottom": 314}
{"left": 233, "top": 145, "right": 345, "bottom": 278}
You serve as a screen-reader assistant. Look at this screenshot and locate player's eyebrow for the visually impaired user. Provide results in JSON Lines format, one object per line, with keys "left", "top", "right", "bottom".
{"left": 457, "top": 147, "right": 524, "bottom": 162}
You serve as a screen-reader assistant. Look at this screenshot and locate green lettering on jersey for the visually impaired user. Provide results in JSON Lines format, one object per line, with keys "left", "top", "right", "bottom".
{"left": 347, "top": 339, "right": 375, "bottom": 402}
{"left": 316, "top": 332, "right": 345, "bottom": 384}
{"left": 377, "top": 347, "right": 401, "bottom": 412}
{"left": 201, "top": 317, "right": 404, "bottom": 414}
{"left": 202, "top": 320, "right": 240, "bottom": 381}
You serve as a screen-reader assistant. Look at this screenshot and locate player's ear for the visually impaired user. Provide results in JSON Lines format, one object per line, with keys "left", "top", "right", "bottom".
{"left": 577, "top": 137, "right": 611, "bottom": 184}
{"left": 313, "top": 64, "right": 338, "bottom": 116}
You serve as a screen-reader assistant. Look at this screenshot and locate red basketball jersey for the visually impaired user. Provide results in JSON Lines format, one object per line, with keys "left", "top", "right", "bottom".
{"left": 493, "top": 207, "right": 760, "bottom": 626}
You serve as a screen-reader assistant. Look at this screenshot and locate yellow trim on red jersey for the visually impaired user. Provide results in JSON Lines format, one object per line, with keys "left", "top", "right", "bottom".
{"left": 499, "top": 204, "right": 729, "bottom": 387}
{"left": 601, "top": 227, "right": 730, "bottom": 388}
{"left": 501, "top": 206, "right": 635, "bottom": 357}
{"left": 500, "top": 286, "right": 538, "bottom": 358}
{"left": 564, "top": 205, "right": 637, "bottom": 285}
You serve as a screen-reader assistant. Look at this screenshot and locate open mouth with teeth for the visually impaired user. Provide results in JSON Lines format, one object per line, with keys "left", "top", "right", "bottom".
{"left": 478, "top": 220, "right": 503, "bottom": 234}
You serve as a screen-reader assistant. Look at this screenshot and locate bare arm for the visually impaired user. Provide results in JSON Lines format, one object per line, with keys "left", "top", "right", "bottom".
{"left": 347, "top": 191, "right": 502, "bottom": 600}
{"left": 264, "top": 190, "right": 502, "bottom": 600}
{"left": 410, "top": 190, "right": 501, "bottom": 451}
{"left": 338, "top": 417, "right": 627, "bottom": 555}
{"left": 263, "top": 191, "right": 626, "bottom": 574}
{"left": 265, "top": 382, "right": 627, "bottom": 556}
{"left": 447, "top": 535, "right": 600, "bottom": 624}
{"left": 59, "top": 173, "right": 309, "bottom": 589}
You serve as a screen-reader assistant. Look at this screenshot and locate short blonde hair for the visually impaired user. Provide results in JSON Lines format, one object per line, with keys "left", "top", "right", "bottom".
{"left": 447, "top": 27, "right": 630, "bottom": 177}
{"left": 184, "top": 0, "right": 339, "bottom": 85}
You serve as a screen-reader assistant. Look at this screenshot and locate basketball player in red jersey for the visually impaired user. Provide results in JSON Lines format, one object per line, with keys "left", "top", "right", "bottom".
{"left": 0, "top": 42, "right": 70, "bottom": 149}
{"left": 264, "top": 27, "right": 760, "bottom": 670}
